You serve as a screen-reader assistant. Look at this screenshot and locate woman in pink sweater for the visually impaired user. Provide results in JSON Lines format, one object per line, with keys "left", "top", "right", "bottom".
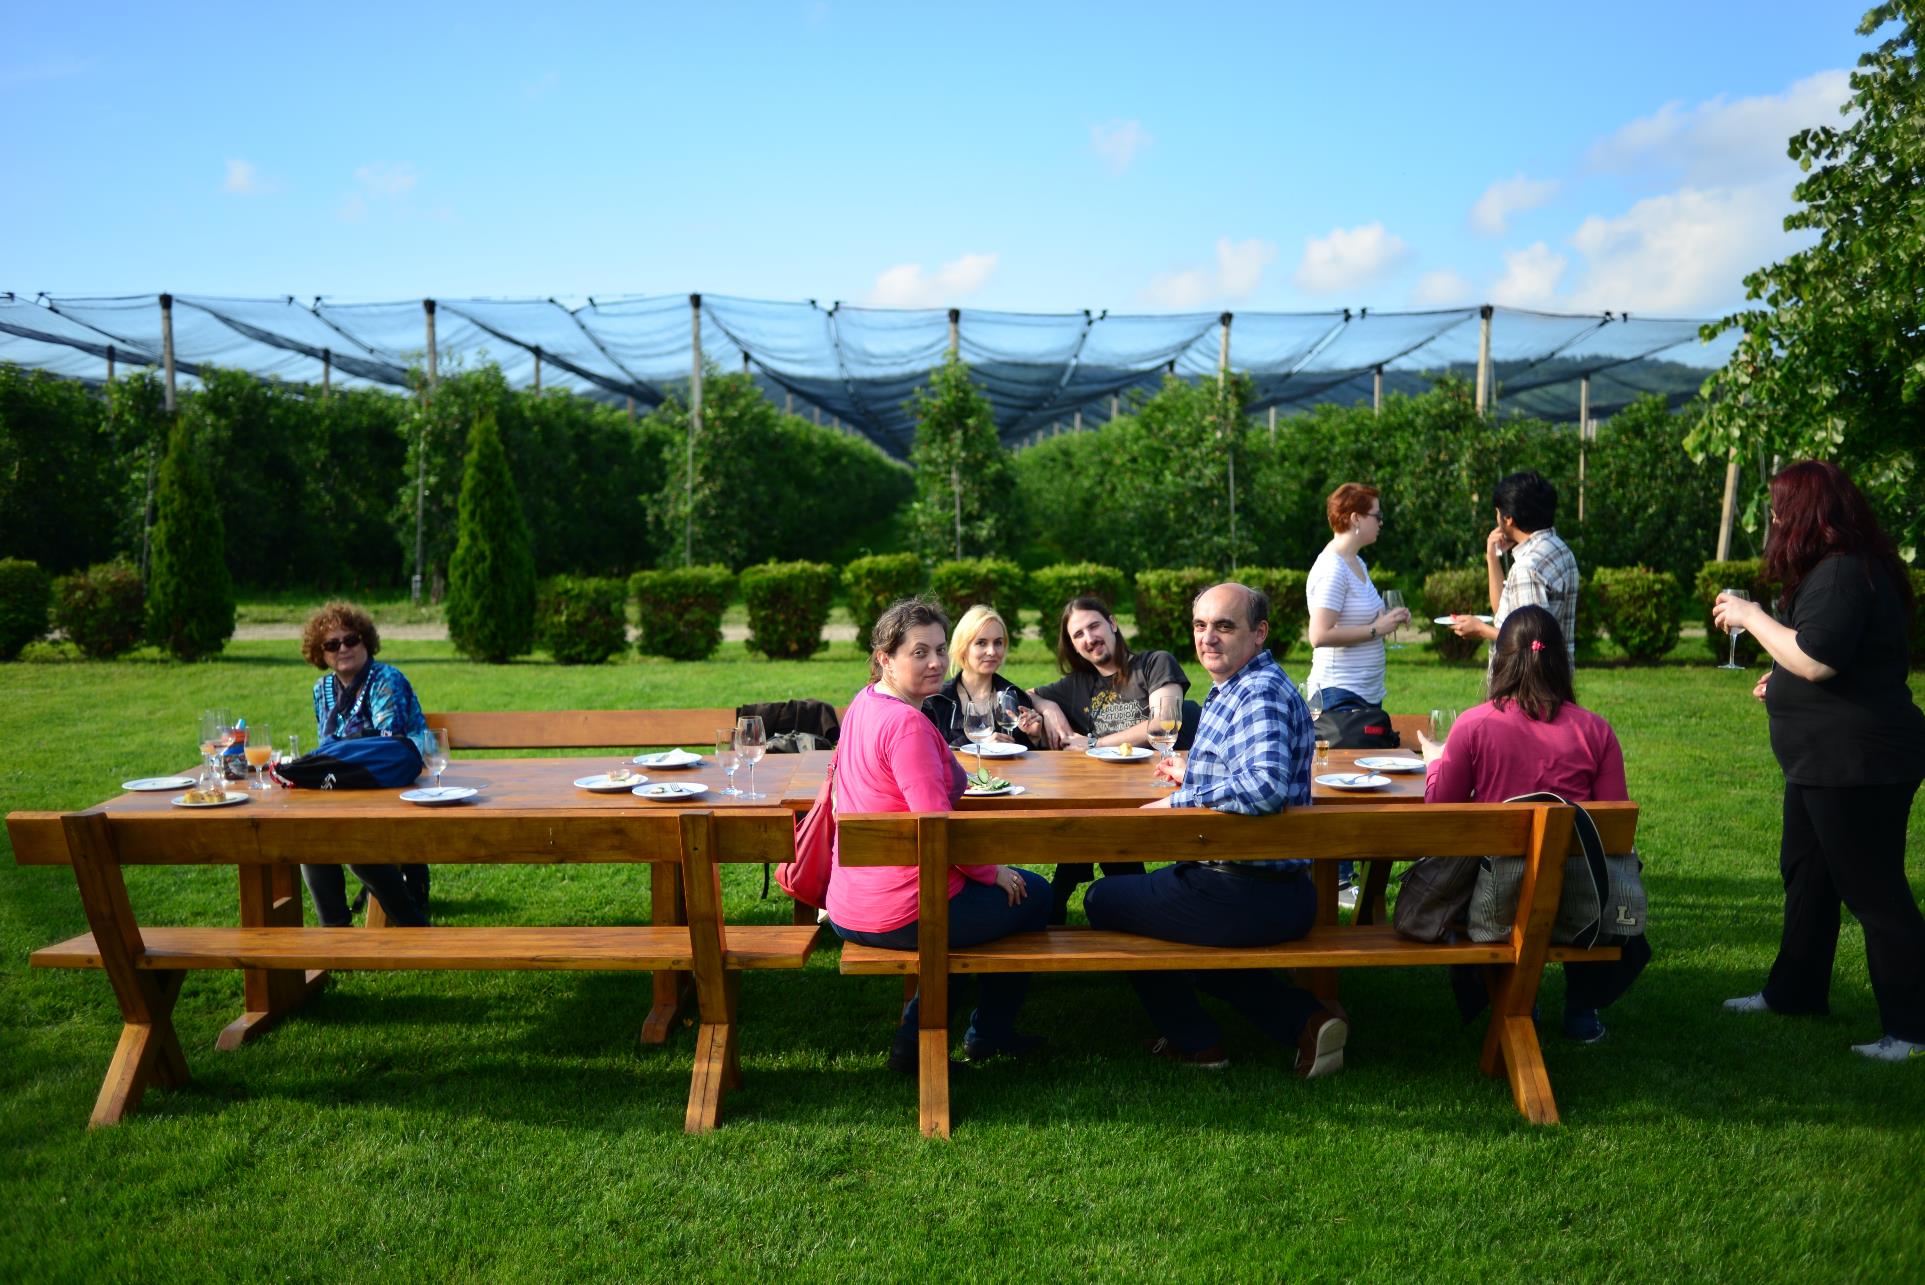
{"left": 825, "top": 598, "right": 1050, "bottom": 1073}
{"left": 1420, "top": 606, "right": 1649, "bottom": 1042}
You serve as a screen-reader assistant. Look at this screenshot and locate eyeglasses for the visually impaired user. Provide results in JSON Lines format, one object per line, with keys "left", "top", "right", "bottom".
{"left": 1367, "top": 511, "right": 1385, "bottom": 524}
{"left": 322, "top": 633, "right": 363, "bottom": 653}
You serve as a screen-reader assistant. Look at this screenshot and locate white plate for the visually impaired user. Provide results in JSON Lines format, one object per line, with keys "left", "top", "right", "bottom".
{"left": 963, "top": 783, "right": 1027, "bottom": 798}
{"left": 125, "top": 776, "right": 197, "bottom": 792}
{"left": 1356, "top": 756, "right": 1426, "bottom": 774}
{"left": 631, "top": 781, "right": 711, "bottom": 801}
{"left": 170, "top": 790, "right": 249, "bottom": 808}
{"left": 1087, "top": 746, "right": 1152, "bottom": 762}
{"left": 1431, "top": 614, "right": 1495, "bottom": 626}
{"left": 965, "top": 741, "right": 1028, "bottom": 758}
{"left": 574, "top": 773, "right": 648, "bottom": 792}
{"left": 633, "top": 749, "right": 704, "bottom": 768}
{"left": 1316, "top": 772, "right": 1393, "bottom": 791}
{"left": 399, "top": 786, "right": 479, "bottom": 806}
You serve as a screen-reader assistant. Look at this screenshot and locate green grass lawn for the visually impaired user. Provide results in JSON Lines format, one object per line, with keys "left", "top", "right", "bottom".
{"left": 3, "top": 636, "right": 1922, "bottom": 1281}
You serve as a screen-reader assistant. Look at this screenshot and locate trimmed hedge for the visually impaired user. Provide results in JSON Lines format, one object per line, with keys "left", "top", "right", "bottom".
{"left": 843, "top": 554, "right": 925, "bottom": 654}
{"left": 1028, "top": 562, "right": 1128, "bottom": 639}
{"left": 1133, "top": 567, "right": 1218, "bottom": 653}
{"left": 1240, "top": 567, "right": 1310, "bottom": 661}
{"left": 631, "top": 566, "right": 734, "bottom": 661}
{"left": 742, "top": 561, "right": 836, "bottom": 659}
{"left": 1694, "top": 559, "right": 1773, "bottom": 666}
{"left": 1593, "top": 566, "right": 1682, "bottom": 664}
{"left": 0, "top": 558, "right": 50, "bottom": 660}
{"left": 929, "top": 559, "right": 1028, "bottom": 648}
{"left": 1421, "top": 566, "right": 1487, "bottom": 663}
{"left": 54, "top": 562, "right": 146, "bottom": 659}
{"left": 536, "top": 576, "right": 628, "bottom": 665}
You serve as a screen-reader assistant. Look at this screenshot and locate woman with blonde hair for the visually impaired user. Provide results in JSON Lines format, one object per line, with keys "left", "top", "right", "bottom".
{"left": 920, "top": 603, "right": 1047, "bottom": 749}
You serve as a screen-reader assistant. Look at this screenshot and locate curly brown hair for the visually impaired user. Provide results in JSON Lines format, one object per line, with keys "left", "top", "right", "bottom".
{"left": 300, "top": 601, "right": 381, "bottom": 670}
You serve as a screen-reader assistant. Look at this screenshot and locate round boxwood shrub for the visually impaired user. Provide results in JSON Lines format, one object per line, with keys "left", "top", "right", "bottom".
{"left": 1028, "top": 562, "right": 1128, "bottom": 639}
{"left": 1421, "top": 566, "right": 1488, "bottom": 664}
{"left": 537, "top": 575, "right": 628, "bottom": 664}
{"left": 1239, "top": 567, "right": 1310, "bottom": 661}
{"left": 1132, "top": 567, "right": 1218, "bottom": 653}
{"left": 145, "top": 418, "right": 235, "bottom": 661}
{"left": 741, "top": 560, "right": 836, "bottom": 659}
{"left": 631, "top": 565, "right": 734, "bottom": 661}
{"left": 1592, "top": 566, "right": 1683, "bottom": 664}
{"left": 0, "top": 558, "right": 51, "bottom": 660}
{"left": 842, "top": 553, "right": 925, "bottom": 653}
{"left": 929, "top": 558, "right": 1027, "bottom": 649}
{"left": 445, "top": 412, "right": 537, "bottom": 663}
{"left": 54, "top": 562, "right": 146, "bottom": 659}
{"left": 1694, "top": 558, "right": 1774, "bottom": 666}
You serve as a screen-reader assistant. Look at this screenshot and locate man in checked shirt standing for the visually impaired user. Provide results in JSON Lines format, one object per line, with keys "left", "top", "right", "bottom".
{"left": 1084, "top": 582, "right": 1348, "bottom": 1078}
{"left": 1448, "top": 469, "right": 1580, "bottom": 667}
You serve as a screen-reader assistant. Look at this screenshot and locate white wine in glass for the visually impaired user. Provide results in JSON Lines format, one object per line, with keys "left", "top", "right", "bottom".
{"left": 1718, "top": 588, "right": 1751, "bottom": 669}
{"left": 1147, "top": 691, "right": 1180, "bottom": 787}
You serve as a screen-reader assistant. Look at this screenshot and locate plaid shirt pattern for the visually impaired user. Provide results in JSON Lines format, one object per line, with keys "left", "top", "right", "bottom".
{"left": 1496, "top": 527, "right": 1580, "bottom": 665}
{"left": 1172, "top": 649, "right": 1314, "bottom": 872}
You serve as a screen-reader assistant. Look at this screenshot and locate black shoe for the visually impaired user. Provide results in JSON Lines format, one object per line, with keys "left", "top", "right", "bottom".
{"left": 887, "top": 1045, "right": 968, "bottom": 1076}
{"left": 962, "top": 1032, "right": 1047, "bottom": 1063}
{"left": 1143, "top": 1036, "right": 1230, "bottom": 1070}
{"left": 350, "top": 885, "right": 370, "bottom": 914}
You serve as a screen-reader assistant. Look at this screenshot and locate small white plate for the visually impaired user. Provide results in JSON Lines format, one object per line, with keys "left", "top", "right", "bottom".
{"left": 170, "top": 790, "right": 249, "bottom": 808}
{"left": 633, "top": 749, "right": 704, "bottom": 768}
{"left": 125, "top": 776, "right": 197, "bottom": 792}
{"left": 963, "top": 782, "right": 1026, "bottom": 798}
{"left": 632, "top": 781, "right": 711, "bottom": 801}
{"left": 1087, "top": 746, "right": 1151, "bottom": 762}
{"left": 1356, "top": 756, "right": 1426, "bottom": 774}
{"left": 1432, "top": 614, "right": 1495, "bottom": 626}
{"left": 574, "top": 773, "right": 648, "bottom": 792}
{"left": 1316, "top": 772, "right": 1393, "bottom": 791}
{"left": 399, "top": 786, "right": 479, "bottom": 806}
{"left": 966, "top": 741, "right": 1029, "bottom": 758}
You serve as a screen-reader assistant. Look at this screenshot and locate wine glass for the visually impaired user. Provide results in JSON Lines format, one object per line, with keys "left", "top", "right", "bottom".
{"left": 1383, "top": 590, "right": 1406, "bottom": 650}
{"left": 1718, "top": 588, "right": 1751, "bottom": 669}
{"left": 995, "top": 689, "right": 1022, "bottom": 738}
{"left": 1306, "top": 684, "right": 1329, "bottom": 767}
{"left": 735, "top": 715, "right": 768, "bottom": 799}
{"left": 424, "top": 727, "right": 449, "bottom": 789}
{"left": 1147, "top": 690, "right": 1181, "bottom": 787}
{"left": 962, "top": 698, "right": 996, "bottom": 774}
{"left": 244, "top": 722, "right": 274, "bottom": 791}
{"left": 715, "top": 728, "right": 743, "bottom": 797}
{"left": 199, "top": 708, "right": 233, "bottom": 777}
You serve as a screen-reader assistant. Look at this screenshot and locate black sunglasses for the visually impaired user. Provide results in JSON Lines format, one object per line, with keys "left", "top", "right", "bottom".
{"left": 322, "top": 633, "right": 363, "bottom": 653}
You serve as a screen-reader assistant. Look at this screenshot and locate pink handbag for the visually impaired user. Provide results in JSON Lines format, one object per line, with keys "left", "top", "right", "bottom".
{"left": 778, "top": 749, "right": 836, "bottom": 910}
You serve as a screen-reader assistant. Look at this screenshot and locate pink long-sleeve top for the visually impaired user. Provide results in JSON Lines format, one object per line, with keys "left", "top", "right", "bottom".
{"left": 824, "top": 683, "right": 990, "bottom": 933}
{"left": 1423, "top": 699, "right": 1628, "bottom": 805}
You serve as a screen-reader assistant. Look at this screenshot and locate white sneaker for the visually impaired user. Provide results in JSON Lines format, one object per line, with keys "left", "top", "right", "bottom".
{"left": 1723, "top": 992, "right": 1772, "bottom": 1014}
{"left": 1337, "top": 883, "right": 1360, "bottom": 911}
{"left": 1851, "top": 1034, "right": 1925, "bottom": 1062}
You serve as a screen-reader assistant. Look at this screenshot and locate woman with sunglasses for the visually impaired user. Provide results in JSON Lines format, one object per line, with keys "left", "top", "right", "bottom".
{"left": 296, "top": 601, "right": 434, "bottom": 927}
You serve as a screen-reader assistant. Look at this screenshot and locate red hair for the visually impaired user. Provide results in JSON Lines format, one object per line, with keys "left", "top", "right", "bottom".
{"left": 1764, "top": 460, "right": 1913, "bottom": 611}
{"left": 1326, "top": 483, "right": 1379, "bottom": 534}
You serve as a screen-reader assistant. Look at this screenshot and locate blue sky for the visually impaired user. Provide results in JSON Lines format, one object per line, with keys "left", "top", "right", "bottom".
{"left": 3, "top": 0, "right": 1877, "bottom": 318}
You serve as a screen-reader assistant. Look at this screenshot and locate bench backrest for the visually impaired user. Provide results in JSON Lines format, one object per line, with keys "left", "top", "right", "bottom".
{"left": 426, "top": 709, "right": 740, "bottom": 750}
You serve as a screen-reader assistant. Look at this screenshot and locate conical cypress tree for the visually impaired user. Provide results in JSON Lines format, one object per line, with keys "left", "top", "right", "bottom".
{"left": 145, "top": 416, "right": 235, "bottom": 661}
{"left": 445, "top": 412, "right": 536, "bottom": 662}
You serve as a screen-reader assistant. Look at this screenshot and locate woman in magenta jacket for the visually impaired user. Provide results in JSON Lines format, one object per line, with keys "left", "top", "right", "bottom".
{"left": 824, "top": 598, "right": 1051, "bottom": 1073}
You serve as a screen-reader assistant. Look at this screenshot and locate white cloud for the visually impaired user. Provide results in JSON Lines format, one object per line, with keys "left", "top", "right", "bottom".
{"left": 1090, "top": 119, "right": 1152, "bottom": 175}
{"left": 1469, "top": 173, "right": 1558, "bottom": 236}
{"left": 865, "top": 252, "right": 999, "bottom": 307}
{"left": 1409, "top": 269, "right": 1475, "bottom": 307}
{"left": 1564, "top": 184, "right": 1795, "bottom": 314}
{"left": 1490, "top": 242, "right": 1567, "bottom": 308}
{"left": 1144, "top": 236, "right": 1278, "bottom": 308}
{"left": 221, "top": 158, "right": 273, "bottom": 196}
{"left": 1292, "top": 222, "right": 1408, "bottom": 294}
{"left": 1587, "top": 69, "right": 1852, "bottom": 186}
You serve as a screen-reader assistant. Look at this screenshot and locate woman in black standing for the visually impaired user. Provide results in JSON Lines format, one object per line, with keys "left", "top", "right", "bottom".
{"left": 1713, "top": 460, "right": 1925, "bottom": 1062}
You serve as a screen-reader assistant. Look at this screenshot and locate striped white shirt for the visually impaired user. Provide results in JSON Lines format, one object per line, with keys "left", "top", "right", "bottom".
{"left": 1305, "top": 543, "right": 1387, "bottom": 704}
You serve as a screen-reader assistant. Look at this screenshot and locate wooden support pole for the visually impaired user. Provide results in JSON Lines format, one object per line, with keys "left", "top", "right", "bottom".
{"left": 1577, "top": 374, "right": 1590, "bottom": 524}
{"left": 1475, "top": 305, "right": 1493, "bottom": 418}
{"left": 741, "top": 351, "right": 750, "bottom": 374}
{"left": 948, "top": 307, "right": 963, "bottom": 557}
{"left": 1373, "top": 365, "right": 1384, "bottom": 414}
{"left": 106, "top": 344, "right": 115, "bottom": 384}
{"left": 158, "top": 294, "right": 176, "bottom": 413}
{"left": 1073, "top": 410, "right": 1082, "bottom": 432}
{"left": 947, "top": 308, "right": 960, "bottom": 357}
{"left": 532, "top": 347, "right": 542, "bottom": 392}
{"left": 687, "top": 294, "right": 702, "bottom": 567}
{"left": 1716, "top": 449, "right": 1740, "bottom": 561}
{"left": 1110, "top": 394, "right": 1119, "bottom": 419}
{"left": 1268, "top": 405, "right": 1277, "bottom": 439}
{"left": 414, "top": 299, "right": 436, "bottom": 606}
{"left": 1220, "top": 311, "right": 1236, "bottom": 573}
{"left": 785, "top": 391, "right": 794, "bottom": 415}
{"left": 321, "top": 348, "right": 332, "bottom": 397}
{"left": 626, "top": 395, "right": 635, "bottom": 422}
{"left": 813, "top": 405, "right": 821, "bottom": 426}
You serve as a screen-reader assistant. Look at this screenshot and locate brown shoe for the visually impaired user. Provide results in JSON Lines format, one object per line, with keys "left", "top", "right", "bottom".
{"left": 1143, "top": 1036, "right": 1229, "bottom": 1070}
{"left": 1294, "top": 1010, "right": 1348, "bottom": 1079}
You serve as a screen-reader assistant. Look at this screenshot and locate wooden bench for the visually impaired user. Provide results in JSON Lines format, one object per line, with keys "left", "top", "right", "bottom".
{"left": 838, "top": 800, "right": 1636, "bottom": 1137}
{"left": 15, "top": 806, "right": 817, "bottom": 1132}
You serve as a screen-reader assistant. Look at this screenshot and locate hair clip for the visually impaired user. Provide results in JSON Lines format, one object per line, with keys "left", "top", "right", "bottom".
{"left": 1530, "top": 639, "right": 1545, "bottom": 652}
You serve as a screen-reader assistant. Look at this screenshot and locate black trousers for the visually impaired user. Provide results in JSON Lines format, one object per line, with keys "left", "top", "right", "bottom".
{"left": 301, "top": 863, "right": 431, "bottom": 928}
{"left": 1049, "top": 862, "right": 1146, "bottom": 925}
{"left": 1762, "top": 778, "right": 1925, "bottom": 1042}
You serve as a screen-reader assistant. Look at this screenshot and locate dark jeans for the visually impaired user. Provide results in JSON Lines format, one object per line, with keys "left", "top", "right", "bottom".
{"left": 1049, "top": 862, "right": 1147, "bottom": 925}
{"left": 1763, "top": 778, "right": 1925, "bottom": 1041}
{"left": 1084, "top": 862, "right": 1323, "bottom": 1053}
{"left": 302, "top": 863, "right": 431, "bottom": 928}
{"left": 1449, "top": 934, "right": 1653, "bottom": 1022}
{"left": 831, "top": 868, "right": 1051, "bottom": 1056}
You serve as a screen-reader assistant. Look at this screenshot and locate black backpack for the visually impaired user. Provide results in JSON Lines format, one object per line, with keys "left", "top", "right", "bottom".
{"left": 1314, "top": 704, "right": 1401, "bottom": 749}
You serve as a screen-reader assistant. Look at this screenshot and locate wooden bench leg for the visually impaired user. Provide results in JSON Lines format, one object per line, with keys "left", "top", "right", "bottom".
{"left": 1302, "top": 862, "right": 1342, "bottom": 1006}
{"left": 1354, "top": 859, "right": 1393, "bottom": 927}
{"left": 643, "top": 863, "right": 692, "bottom": 1045}
{"left": 92, "top": 970, "right": 188, "bottom": 1126}
{"left": 218, "top": 865, "right": 326, "bottom": 1052}
{"left": 1492, "top": 1013, "right": 1559, "bottom": 1125}
{"left": 917, "top": 819, "right": 952, "bottom": 1139}
{"left": 681, "top": 813, "right": 740, "bottom": 1133}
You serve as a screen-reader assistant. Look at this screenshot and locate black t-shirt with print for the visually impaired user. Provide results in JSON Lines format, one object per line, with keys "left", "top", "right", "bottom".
{"left": 1033, "top": 649, "right": 1192, "bottom": 738}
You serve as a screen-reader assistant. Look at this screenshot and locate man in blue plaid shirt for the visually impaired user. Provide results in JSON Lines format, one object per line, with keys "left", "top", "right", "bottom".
{"left": 1085, "top": 583, "right": 1348, "bottom": 1078}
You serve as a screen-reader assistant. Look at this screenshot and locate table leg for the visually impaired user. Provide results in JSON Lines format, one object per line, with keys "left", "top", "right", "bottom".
{"left": 216, "top": 865, "right": 326, "bottom": 1051}
{"left": 1354, "top": 859, "right": 1394, "bottom": 926}
{"left": 641, "top": 862, "right": 692, "bottom": 1045}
